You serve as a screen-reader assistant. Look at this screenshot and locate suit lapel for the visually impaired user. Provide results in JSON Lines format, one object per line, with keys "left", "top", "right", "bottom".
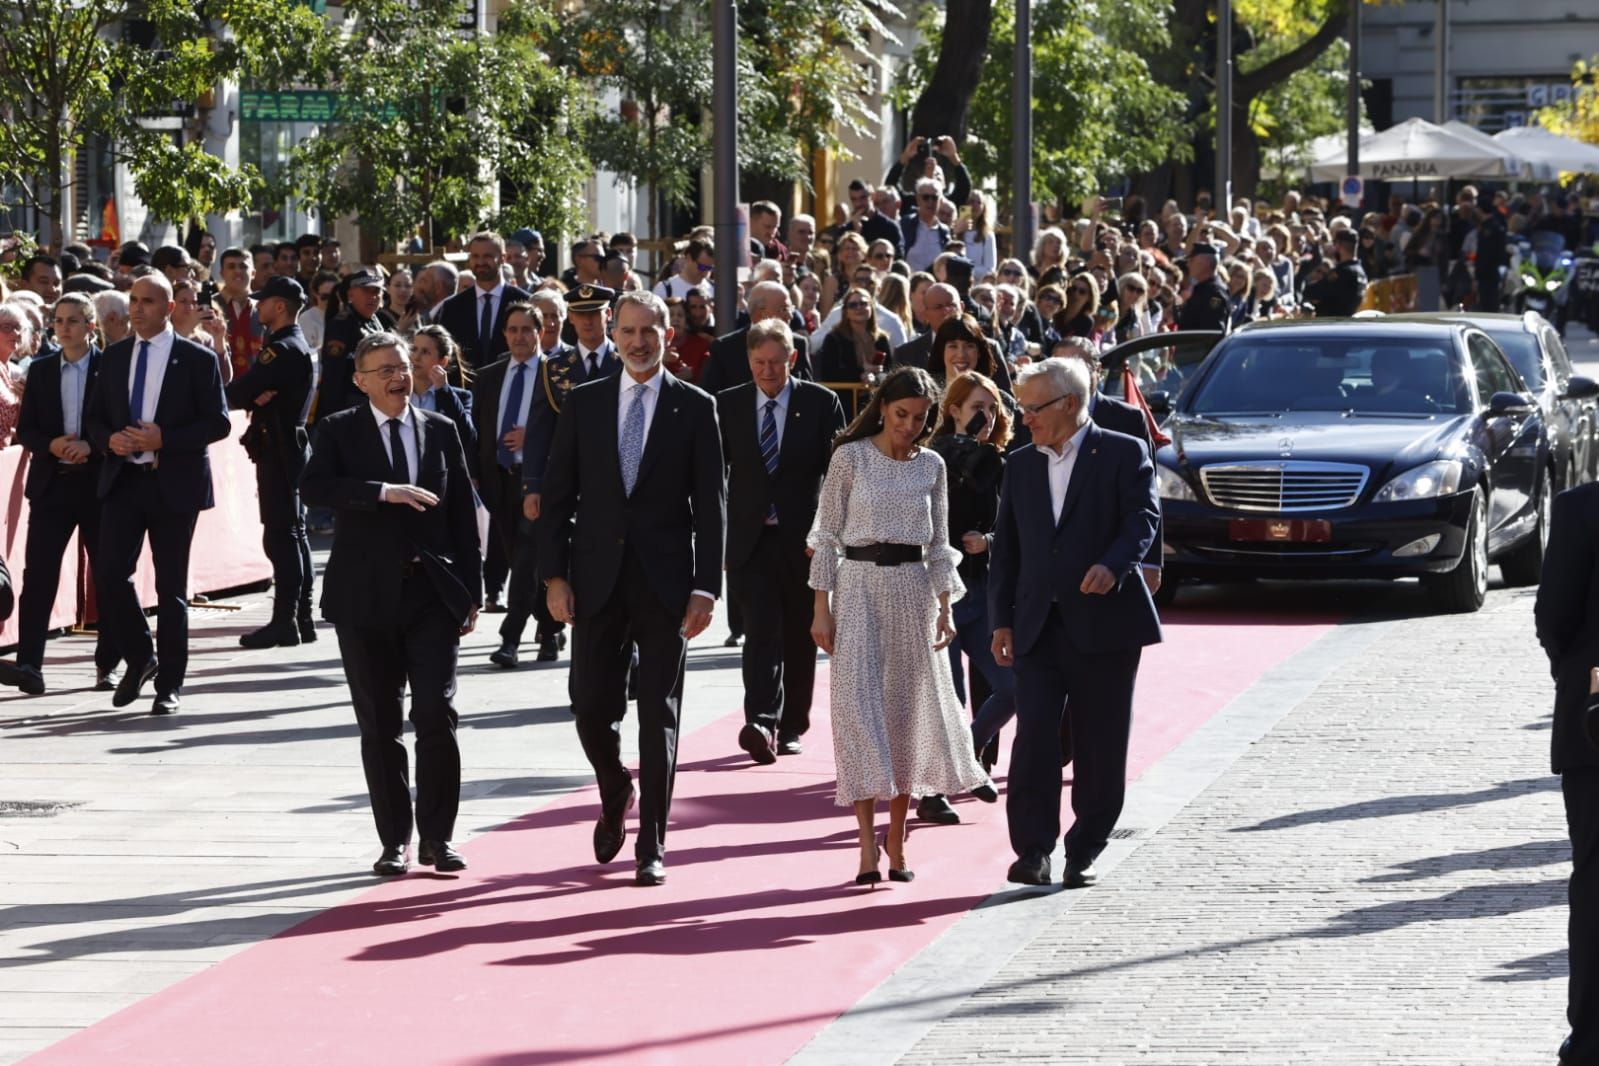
{"left": 1054, "top": 423, "right": 1100, "bottom": 536}
{"left": 600, "top": 372, "right": 625, "bottom": 494}
{"left": 635, "top": 371, "right": 677, "bottom": 486}
{"left": 413, "top": 409, "right": 432, "bottom": 489}
{"left": 775, "top": 382, "right": 806, "bottom": 472}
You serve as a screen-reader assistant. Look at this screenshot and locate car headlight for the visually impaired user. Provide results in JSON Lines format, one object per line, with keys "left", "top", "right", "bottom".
{"left": 1157, "top": 464, "right": 1196, "bottom": 501}
{"left": 1372, "top": 460, "right": 1464, "bottom": 503}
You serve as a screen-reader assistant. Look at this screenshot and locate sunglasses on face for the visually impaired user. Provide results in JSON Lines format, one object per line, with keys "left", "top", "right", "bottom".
{"left": 1000, "top": 268, "right": 1023, "bottom": 278}
{"left": 918, "top": 194, "right": 938, "bottom": 203}
{"left": 870, "top": 251, "right": 891, "bottom": 260}
{"left": 1070, "top": 286, "right": 1091, "bottom": 296}
{"left": 844, "top": 301, "right": 869, "bottom": 311}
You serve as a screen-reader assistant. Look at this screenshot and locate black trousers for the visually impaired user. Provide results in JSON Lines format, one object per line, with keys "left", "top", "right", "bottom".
{"left": 1007, "top": 607, "right": 1140, "bottom": 865}
{"left": 96, "top": 469, "right": 199, "bottom": 696}
{"left": 256, "top": 457, "right": 312, "bottom": 620}
{"left": 335, "top": 572, "right": 462, "bottom": 848}
{"left": 484, "top": 516, "right": 509, "bottom": 601}
{"left": 728, "top": 527, "right": 817, "bottom": 737}
{"left": 571, "top": 549, "right": 685, "bottom": 863}
{"left": 488, "top": 467, "right": 556, "bottom": 646}
{"left": 17, "top": 468, "right": 117, "bottom": 672}
{"left": 1565, "top": 768, "right": 1599, "bottom": 1061}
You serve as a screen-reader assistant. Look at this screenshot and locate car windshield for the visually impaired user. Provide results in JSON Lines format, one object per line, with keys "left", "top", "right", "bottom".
{"left": 1484, "top": 330, "right": 1542, "bottom": 389}
{"left": 1187, "top": 336, "right": 1471, "bottom": 416}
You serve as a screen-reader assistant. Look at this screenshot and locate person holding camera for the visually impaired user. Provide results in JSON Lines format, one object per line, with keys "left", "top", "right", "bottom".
{"left": 885, "top": 136, "right": 972, "bottom": 214}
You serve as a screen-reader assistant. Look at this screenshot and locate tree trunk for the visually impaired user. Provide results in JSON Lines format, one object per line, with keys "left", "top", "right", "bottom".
{"left": 1229, "top": 1, "right": 1351, "bottom": 194}
{"left": 909, "top": 0, "right": 993, "bottom": 142}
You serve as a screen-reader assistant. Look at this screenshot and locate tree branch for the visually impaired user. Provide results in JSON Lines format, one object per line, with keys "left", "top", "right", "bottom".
{"left": 1235, "top": 1, "right": 1351, "bottom": 103}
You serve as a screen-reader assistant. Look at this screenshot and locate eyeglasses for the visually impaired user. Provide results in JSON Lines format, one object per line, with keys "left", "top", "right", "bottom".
{"left": 869, "top": 251, "right": 891, "bottom": 260}
{"left": 918, "top": 194, "right": 939, "bottom": 203}
{"left": 1069, "top": 286, "right": 1092, "bottom": 296}
{"left": 1000, "top": 267, "right": 1023, "bottom": 278}
{"left": 0, "top": 323, "right": 21, "bottom": 334}
{"left": 356, "top": 363, "right": 409, "bottom": 379}
{"left": 1020, "top": 393, "right": 1070, "bottom": 416}
{"left": 844, "top": 301, "right": 869, "bottom": 311}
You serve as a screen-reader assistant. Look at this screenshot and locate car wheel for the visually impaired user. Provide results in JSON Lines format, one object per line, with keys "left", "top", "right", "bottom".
{"left": 1424, "top": 490, "right": 1488, "bottom": 614}
{"left": 1500, "top": 469, "right": 1553, "bottom": 587}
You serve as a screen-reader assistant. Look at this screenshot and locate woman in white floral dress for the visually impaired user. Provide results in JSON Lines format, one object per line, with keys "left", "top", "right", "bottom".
{"left": 808, "top": 367, "right": 994, "bottom": 885}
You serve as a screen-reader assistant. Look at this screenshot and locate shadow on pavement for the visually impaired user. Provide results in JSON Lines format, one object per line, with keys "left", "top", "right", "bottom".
{"left": 1233, "top": 777, "right": 1558, "bottom": 832}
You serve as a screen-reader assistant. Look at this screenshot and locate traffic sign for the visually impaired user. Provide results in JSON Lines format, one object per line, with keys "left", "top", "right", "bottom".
{"left": 1341, "top": 175, "right": 1363, "bottom": 208}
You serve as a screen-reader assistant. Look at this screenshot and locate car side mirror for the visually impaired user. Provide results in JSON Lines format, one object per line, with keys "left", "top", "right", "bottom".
{"left": 1146, "top": 390, "right": 1172, "bottom": 416}
{"left": 1564, "top": 375, "right": 1599, "bottom": 400}
{"left": 1488, "top": 390, "right": 1537, "bottom": 416}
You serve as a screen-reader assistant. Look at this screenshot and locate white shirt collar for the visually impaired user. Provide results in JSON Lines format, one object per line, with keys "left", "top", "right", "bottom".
{"left": 756, "top": 378, "right": 792, "bottom": 409}
{"left": 133, "top": 326, "right": 175, "bottom": 348}
{"left": 476, "top": 280, "right": 506, "bottom": 302}
{"left": 370, "top": 401, "right": 413, "bottom": 428}
{"left": 1042, "top": 420, "right": 1091, "bottom": 462}
{"left": 622, "top": 365, "right": 666, "bottom": 396}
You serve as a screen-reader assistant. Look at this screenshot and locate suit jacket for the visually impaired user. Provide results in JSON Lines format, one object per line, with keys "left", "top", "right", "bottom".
{"left": 539, "top": 369, "right": 725, "bottom": 617}
{"left": 436, "top": 283, "right": 533, "bottom": 379}
{"left": 1091, "top": 391, "right": 1163, "bottom": 569}
{"left": 522, "top": 343, "right": 621, "bottom": 496}
{"left": 989, "top": 422, "right": 1161, "bottom": 657}
{"left": 226, "top": 324, "right": 315, "bottom": 480}
{"left": 15, "top": 346, "right": 103, "bottom": 500}
{"left": 84, "top": 334, "right": 232, "bottom": 512}
{"left": 415, "top": 384, "right": 477, "bottom": 480}
{"left": 471, "top": 354, "right": 539, "bottom": 508}
{"left": 716, "top": 379, "right": 846, "bottom": 571}
{"left": 300, "top": 405, "right": 482, "bottom": 628}
{"left": 1534, "top": 483, "right": 1599, "bottom": 772}
{"left": 698, "top": 327, "right": 814, "bottom": 395}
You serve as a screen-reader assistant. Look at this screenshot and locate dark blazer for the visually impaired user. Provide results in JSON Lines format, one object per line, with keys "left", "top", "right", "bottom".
{"left": 716, "top": 379, "right": 846, "bottom": 571}
{"left": 436, "top": 283, "right": 534, "bottom": 377}
{"left": 470, "top": 354, "right": 538, "bottom": 509}
{"left": 1534, "top": 483, "right": 1599, "bottom": 772}
{"left": 539, "top": 370, "right": 725, "bottom": 617}
{"left": 989, "top": 422, "right": 1161, "bottom": 657}
{"left": 1091, "top": 391, "right": 1163, "bottom": 569}
{"left": 84, "top": 333, "right": 232, "bottom": 512}
{"left": 815, "top": 331, "right": 892, "bottom": 384}
{"left": 300, "top": 405, "right": 482, "bottom": 628}
{"left": 698, "top": 327, "right": 814, "bottom": 395}
{"left": 226, "top": 324, "right": 315, "bottom": 480}
{"left": 522, "top": 343, "right": 621, "bottom": 496}
{"left": 418, "top": 384, "right": 476, "bottom": 479}
{"left": 15, "top": 347, "right": 103, "bottom": 501}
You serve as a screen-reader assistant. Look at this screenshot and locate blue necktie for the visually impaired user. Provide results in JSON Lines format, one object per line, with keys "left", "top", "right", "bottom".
{"left": 479, "top": 292, "right": 495, "bottom": 353}
{"left": 620, "top": 383, "right": 646, "bottom": 496}
{"left": 130, "top": 340, "right": 150, "bottom": 460}
{"left": 388, "top": 417, "right": 409, "bottom": 484}
{"left": 760, "top": 398, "right": 780, "bottom": 523}
{"left": 497, "top": 361, "right": 527, "bottom": 469}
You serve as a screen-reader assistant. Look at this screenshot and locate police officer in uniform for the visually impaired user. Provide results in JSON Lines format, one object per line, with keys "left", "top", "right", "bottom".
{"left": 1303, "top": 230, "right": 1369, "bottom": 318}
{"left": 1175, "top": 244, "right": 1232, "bottom": 333}
{"left": 228, "top": 276, "right": 318, "bottom": 648}
{"left": 315, "top": 270, "right": 387, "bottom": 421}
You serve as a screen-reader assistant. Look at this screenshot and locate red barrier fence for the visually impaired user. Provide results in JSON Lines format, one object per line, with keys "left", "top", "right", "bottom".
{"left": 0, "top": 411, "right": 272, "bottom": 648}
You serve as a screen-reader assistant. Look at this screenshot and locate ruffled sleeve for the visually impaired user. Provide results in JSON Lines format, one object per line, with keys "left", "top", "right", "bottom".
{"left": 807, "top": 443, "right": 854, "bottom": 591}
{"left": 926, "top": 452, "right": 966, "bottom": 602}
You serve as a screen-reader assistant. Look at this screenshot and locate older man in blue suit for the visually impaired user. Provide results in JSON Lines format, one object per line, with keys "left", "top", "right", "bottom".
{"left": 989, "top": 357, "right": 1161, "bottom": 889}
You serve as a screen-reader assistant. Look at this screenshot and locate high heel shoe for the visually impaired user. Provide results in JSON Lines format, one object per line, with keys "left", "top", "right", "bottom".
{"left": 970, "top": 781, "right": 998, "bottom": 803}
{"left": 883, "top": 832, "right": 915, "bottom": 883}
{"left": 855, "top": 838, "right": 882, "bottom": 885}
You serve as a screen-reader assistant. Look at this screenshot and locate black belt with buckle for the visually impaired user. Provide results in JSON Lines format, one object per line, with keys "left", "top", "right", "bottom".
{"left": 843, "top": 543, "right": 925, "bottom": 566}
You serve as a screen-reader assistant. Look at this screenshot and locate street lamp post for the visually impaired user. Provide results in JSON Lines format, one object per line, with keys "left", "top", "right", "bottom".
{"left": 1216, "top": 0, "right": 1232, "bottom": 213}
{"left": 711, "top": 0, "right": 739, "bottom": 329}
{"left": 1347, "top": 0, "right": 1362, "bottom": 204}
{"left": 1011, "top": 0, "right": 1033, "bottom": 258}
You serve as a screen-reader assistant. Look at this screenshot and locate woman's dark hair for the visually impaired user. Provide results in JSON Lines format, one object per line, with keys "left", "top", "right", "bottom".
{"left": 412, "top": 323, "right": 470, "bottom": 384}
{"left": 928, "top": 313, "right": 992, "bottom": 381}
{"left": 832, "top": 366, "right": 943, "bottom": 453}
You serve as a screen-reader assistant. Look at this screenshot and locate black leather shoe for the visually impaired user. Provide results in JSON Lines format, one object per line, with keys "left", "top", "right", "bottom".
{"left": 239, "top": 620, "right": 300, "bottom": 649}
{"left": 297, "top": 615, "right": 318, "bottom": 644}
{"left": 418, "top": 839, "right": 467, "bottom": 872}
{"left": 969, "top": 782, "right": 999, "bottom": 803}
{"left": 593, "top": 785, "right": 636, "bottom": 864}
{"left": 0, "top": 661, "right": 45, "bottom": 695}
{"left": 95, "top": 666, "right": 122, "bottom": 693}
{"left": 114, "top": 658, "right": 158, "bottom": 708}
{"left": 635, "top": 858, "right": 666, "bottom": 886}
{"left": 372, "top": 845, "right": 410, "bottom": 876}
{"left": 150, "top": 691, "right": 180, "bottom": 716}
{"left": 723, "top": 633, "right": 742, "bottom": 647}
{"left": 483, "top": 597, "right": 507, "bottom": 614}
{"left": 777, "top": 733, "right": 804, "bottom": 756}
{"left": 916, "top": 794, "right": 960, "bottom": 825}
{"left": 1007, "top": 854, "right": 1052, "bottom": 886}
{"left": 489, "top": 641, "right": 519, "bottom": 668}
{"left": 1063, "top": 858, "right": 1098, "bottom": 889}
{"left": 738, "top": 723, "right": 776, "bottom": 765}
{"left": 536, "top": 638, "right": 559, "bottom": 662}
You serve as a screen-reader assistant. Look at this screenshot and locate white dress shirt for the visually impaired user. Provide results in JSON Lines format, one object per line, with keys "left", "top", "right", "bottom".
{"left": 59, "top": 351, "right": 91, "bottom": 440}
{"left": 577, "top": 341, "right": 614, "bottom": 378}
{"left": 1042, "top": 420, "right": 1091, "bottom": 523}
{"left": 495, "top": 354, "right": 539, "bottom": 465}
{"left": 370, "top": 401, "right": 420, "bottom": 490}
{"left": 754, "top": 378, "right": 792, "bottom": 451}
{"left": 126, "top": 327, "right": 175, "bottom": 465}
{"left": 810, "top": 303, "right": 907, "bottom": 350}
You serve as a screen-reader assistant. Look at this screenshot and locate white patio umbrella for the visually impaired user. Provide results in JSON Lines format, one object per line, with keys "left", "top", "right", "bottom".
{"left": 1309, "top": 117, "right": 1513, "bottom": 182}
{"left": 1441, "top": 120, "right": 1550, "bottom": 180}
{"left": 1491, "top": 125, "right": 1599, "bottom": 176}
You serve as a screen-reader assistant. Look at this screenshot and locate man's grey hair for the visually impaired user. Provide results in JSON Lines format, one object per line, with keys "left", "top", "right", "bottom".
{"left": 915, "top": 176, "right": 942, "bottom": 199}
{"left": 354, "top": 331, "right": 409, "bottom": 369}
{"left": 614, "top": 288, "right": 669, "bottom": 329}
{"left": 1017, "top": 356, "right": 1091, "bottom": 411}
{"left": 92, "top": 290, "right": 129, "bottom": 322}
{"left": 748, "top": 280, "right": 791, "bottom": 319}
{"left": 747, "top": 317, "right": 794, "bottom": 355}
{"left": 530, "top": 287, "right": 567, "bottom": 319}
{"left": 423, "top": 260, "right": 459, "bottom": 290}
{"left": 789, "top": 213, "right": 815, "bottom": 230}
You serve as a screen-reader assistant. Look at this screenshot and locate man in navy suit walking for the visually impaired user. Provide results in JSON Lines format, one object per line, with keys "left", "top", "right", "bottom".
{"left": 85, "top": 274, "right": 232, "bottom": 715}
{"left": 989, "top": 357, "right": 1161, "bottom": 888}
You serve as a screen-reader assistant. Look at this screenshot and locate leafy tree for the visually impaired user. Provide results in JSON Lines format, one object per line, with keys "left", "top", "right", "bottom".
{"left": 0, "top": 0, "right": 321, "bottom": 250}
{"left": 280, "top": 0, "right": 589, "bottom": 247}
{"left": 1537, "top": 56, "right": 1599, "bottom": 152}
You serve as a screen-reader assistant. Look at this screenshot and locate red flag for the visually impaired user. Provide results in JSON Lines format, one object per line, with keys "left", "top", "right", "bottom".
{"left": 1123, "top": 366, "right": 1171, "bottom": 448}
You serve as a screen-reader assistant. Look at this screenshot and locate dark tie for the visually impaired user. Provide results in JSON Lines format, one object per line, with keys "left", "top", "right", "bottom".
{"left": 387, "top": 417, "right": 409, "bottom": 484}
{"left": 497, "top": 361, "right": 527, "bottom": 469}
{"left": 479, "top": 292, "right": 494, "bottom": 352}
{"left": 130, "top": 340, "right": 151, "bottom": 460}
{"left": 586, "top": 350, "right": 599, "bottom": 377}
{"left": 760, "top": 398, "right": 780, "bottom": 523}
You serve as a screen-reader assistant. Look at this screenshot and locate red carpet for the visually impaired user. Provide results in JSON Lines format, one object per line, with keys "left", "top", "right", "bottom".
{"left": 25, "top": 611, "right": 1333, "bottom": 1066}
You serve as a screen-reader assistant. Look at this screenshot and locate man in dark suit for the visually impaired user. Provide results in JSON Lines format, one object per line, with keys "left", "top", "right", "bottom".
{"left": 436, "top": 231, "right": 532, "bottom": 383}
{"left": 698, "top": 282, "right": 815, "bottom": 394}
{"left": 1534, "top": 484, "right": 1599, "bottom": 1064}
{"left": 84, "top": 275, "right": 232, "bottom": 715}
{"left": 540, "top": 290, "right": 725, "bottom": 887}
{"left": 990, "top": 357, "right": 1161, "bottom": 889}
{"left": 301, "top": 331, "right": 482, "bottom": 877}
{"left": 226, "top": 276, "right": 317, "bottom": 649}
{"left": 891, "top": 282, "right": 960, "bottom": 369}
{"left": 718, "top": 319, "right": 846, "bottom": 764}
{"left": 0, "top": 293, "right": 120, "bottom": 695}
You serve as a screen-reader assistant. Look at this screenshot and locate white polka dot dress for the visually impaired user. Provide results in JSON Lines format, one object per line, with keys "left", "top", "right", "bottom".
{"left": 808, "top": 439, "right": 993, "bottom": 806}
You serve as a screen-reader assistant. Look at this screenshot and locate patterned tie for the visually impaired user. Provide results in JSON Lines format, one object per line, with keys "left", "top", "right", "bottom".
{"left": 130, "top": 340, "right": 151, "bottom": 460}
{"left": 479, "top": 292, "right": 494, "bottom": 352}
{"left": 760, "top": 398, "right": 780, "bottom": 523}
{"left": 497, "top": 361, "right": 528, "bottom": 469}
{"left": 620, "top": 382, "right": 646, "bottom": 496}
{"left": 388, "top": 417, "right": 409, "bottom": 484}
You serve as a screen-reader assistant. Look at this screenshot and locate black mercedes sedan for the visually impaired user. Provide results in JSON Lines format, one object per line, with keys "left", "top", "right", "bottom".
{"left": 1151, "top": 319, "right": 1552, "bottom": 613}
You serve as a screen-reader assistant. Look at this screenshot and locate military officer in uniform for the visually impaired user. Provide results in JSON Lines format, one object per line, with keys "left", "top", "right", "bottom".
{"left": 227, "top": 276, "right": 318, "bottom": 648}
{"left": 1174, "top": 244, "right": 1232, "bottom": 333}
{"left": 315, "top": 270, "right": 387, "bottom": 420}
